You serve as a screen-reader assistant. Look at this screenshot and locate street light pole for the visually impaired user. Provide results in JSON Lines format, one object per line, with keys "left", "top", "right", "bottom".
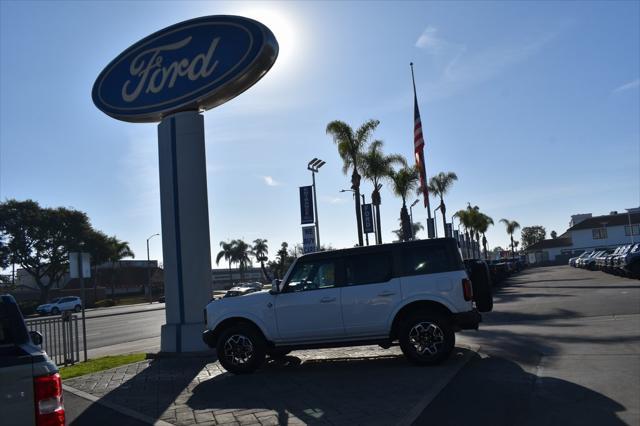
{"left": 146, "top": 233, "right": 159, "bottom": 303}
{"left": 409, "top": 199, "right": 420, "bottom": 240}
{"left": 308, "top": 158, "right": 325, "bottom": 250}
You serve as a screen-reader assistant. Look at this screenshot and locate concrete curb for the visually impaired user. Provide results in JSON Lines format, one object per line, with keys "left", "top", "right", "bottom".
{"left": 63, "top": 384, "right": 174, "bottom": 426}
{"left": 397, "top": 344, "right": 480, "bottom": 426}
{"left": 86, "top": 306, "right": 165, "bottom": 320}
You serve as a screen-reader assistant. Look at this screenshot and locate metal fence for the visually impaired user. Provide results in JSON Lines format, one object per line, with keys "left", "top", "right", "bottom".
{"left": 25, "top": 313, "right": 82, "bottom": 366}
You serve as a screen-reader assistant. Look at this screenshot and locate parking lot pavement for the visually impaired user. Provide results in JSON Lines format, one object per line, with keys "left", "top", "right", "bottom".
{"left": 417, "top": 265, "right": 640, "bottom": 426}
{"left": 64, "top": 345, "right": 476, "bottom": 426}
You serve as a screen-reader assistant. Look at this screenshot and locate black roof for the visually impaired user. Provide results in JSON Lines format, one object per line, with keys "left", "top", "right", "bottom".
{"left": 568, "top": 212, "right": 640, "bottom": 231}
{"left": 298, "top": 237, "right": 459, "bottom": 261}
{"left": 526, "top": 237, "right": 573, "bottom": 251}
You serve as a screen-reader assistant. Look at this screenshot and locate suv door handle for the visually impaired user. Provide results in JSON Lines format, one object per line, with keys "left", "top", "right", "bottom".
{"left": 320, "top": 297, "right": 336, "bottom": 303}
{"left": 378, "top": 291, "right": 396, "bottom": 297}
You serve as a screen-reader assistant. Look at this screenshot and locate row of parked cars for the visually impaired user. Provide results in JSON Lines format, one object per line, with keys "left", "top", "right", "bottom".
{"left": 569, "top": 243, "right": 640, "bottom": 278}
{"left": 488, "top": 257, "right": 527, "bottom": 284}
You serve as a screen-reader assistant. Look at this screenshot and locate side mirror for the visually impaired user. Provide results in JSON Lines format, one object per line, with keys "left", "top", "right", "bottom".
{"left": 29, "top": 330, "right": 43, "bottom": 346}
{"left": 270, "top": 279, "right": 281, "bottom": 294}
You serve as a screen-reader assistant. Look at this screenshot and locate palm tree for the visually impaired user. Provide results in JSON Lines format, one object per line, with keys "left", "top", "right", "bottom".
{"left": 390, "top": 165, "right": 420, "bottom": 242}
{"left": 326, "top": 119, "right": 380, "bottom": 246}
{"left": 455, "top": 208, "right": 475, "bottom": 259}
{"left": 392, "top": 220, "right": 423, "bottom": 241}
{"left": 427, "top": 172, "right": 458, "bottom": 237}
{"left": 108, "top": 238, "right": 134, "bottom": 297}
{"left": 476, "top": 213, "right": 494, "bottom": 259}
{"left": 216, "top": 240, "right": 234, "bottom": 275}
{"left": 230, "top": 239, "right": 252, "bottom": 281}
{"left": 360, "top": 140, "right": 407, "bottom": 244}
{"left": 252, "top": 238, "right": 271, "bottom": 281}
{"left": 500, "top": 219, "right": 521, "bottom": 257}
{"left": 276, "top": 242, "right": 289, "bottom": 278}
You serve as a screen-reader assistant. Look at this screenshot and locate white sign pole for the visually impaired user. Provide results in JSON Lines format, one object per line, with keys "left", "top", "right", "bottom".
{"left": 158, "top": 111, "right": 212, "bottom": 352}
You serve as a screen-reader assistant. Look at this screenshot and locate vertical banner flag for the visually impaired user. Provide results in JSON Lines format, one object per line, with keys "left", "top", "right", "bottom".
{"left": 444, "top": 223, "right": 453, "bottom": 238}
{"left": 411, "top": 63, "right": 430, "bottom": 213}
{"left": 361, "top": 204, "right": 374, "bottom": 234}
{"left": 302, "top": 226, "right": 317, "bottom": 253}
{"left": 299, "top": 186, "right": 315, "bottom": 224}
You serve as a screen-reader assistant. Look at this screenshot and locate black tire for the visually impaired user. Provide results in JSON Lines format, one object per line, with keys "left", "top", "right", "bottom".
{"left": 216, "top": 322, "right": 266, "bottom": 374}
{"left": 74, "top": 305, "right": 82, "bottom": 313}
{"left": 468, "top": 260, "right": 493, "bottom": 313}
{"left": 51, "top": 307, "right": 60, "bottom": 316}
{"left": 267, "top": 348, "right": 291, "bottom": 359}
{"left": 399, "top": 311, "right": 455, "bottom": 366}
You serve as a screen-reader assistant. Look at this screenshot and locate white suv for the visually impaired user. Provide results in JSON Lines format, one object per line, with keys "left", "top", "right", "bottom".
{"left": 36, "top": 297, "right": 82, "bottom": 316}
{"left": 203, "top": 238, "right": 492, "bottom": 374}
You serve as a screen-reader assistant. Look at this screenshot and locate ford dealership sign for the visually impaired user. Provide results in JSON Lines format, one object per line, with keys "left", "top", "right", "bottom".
{"left": 92, "top": 15, "right": 278, "bottom": 123}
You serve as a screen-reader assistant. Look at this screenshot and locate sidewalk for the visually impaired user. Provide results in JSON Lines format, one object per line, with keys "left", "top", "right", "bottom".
{"left": 64, "top": 344, "right": 476, "bottom": 426}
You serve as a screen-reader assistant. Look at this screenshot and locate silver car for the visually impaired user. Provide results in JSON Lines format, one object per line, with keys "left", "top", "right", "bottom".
{"left": 1, "top": 294, "right": 65, "bottom": 426}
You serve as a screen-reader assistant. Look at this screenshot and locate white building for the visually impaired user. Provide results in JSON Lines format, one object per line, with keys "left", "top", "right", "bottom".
{"left": 526, "top": 208, "right": 640, "bottom": 263}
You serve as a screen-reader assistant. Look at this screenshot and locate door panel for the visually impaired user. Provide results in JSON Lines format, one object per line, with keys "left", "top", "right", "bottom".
{"left": 341, "top": 279, "right": 401, "bottom": 336}
{"left": 275, "top": 288, "right": 343, "bottom": 341}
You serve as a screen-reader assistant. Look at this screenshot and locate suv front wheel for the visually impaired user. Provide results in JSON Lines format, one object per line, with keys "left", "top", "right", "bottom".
{"left": 216, "top": 323, "right": 266, "bottom": 374}
{"left": 399, "top": 312, "right": 454, "bottom": 365}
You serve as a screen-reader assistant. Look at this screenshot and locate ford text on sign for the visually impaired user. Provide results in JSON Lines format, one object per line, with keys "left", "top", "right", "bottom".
{"left": 300, "top": 186, "right": 314, "bottom": 225}
{"left": 361, "top": 203, "right": 374, "bottom": 234}
{"left": 93, "top": 15, "right": 278, "bottom": 123}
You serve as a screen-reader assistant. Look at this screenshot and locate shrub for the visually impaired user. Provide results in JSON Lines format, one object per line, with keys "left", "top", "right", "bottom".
{"left": 94, "top": 299, "right": 116, "bottom": 308}
{"left": 18, "top": 301, "right": 39, "bottom": 316}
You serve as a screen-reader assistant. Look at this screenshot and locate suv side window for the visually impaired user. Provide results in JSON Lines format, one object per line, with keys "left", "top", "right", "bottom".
{"left": 345, "top": 252, "right": 392, "bottom": 286}
{"left": 284, "top": 259, "right": 336, "bottom": 292}
{"left": 402, "top": 245, "right": 457, "bottom": 276}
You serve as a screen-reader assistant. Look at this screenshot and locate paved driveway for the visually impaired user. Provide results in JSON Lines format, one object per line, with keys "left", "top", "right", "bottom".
{"left": 65, "top": 345, "right": 474, "bottom": 425}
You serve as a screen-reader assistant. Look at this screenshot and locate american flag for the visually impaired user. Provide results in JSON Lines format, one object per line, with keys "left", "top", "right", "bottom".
{"left": 412, "top": 68, "right": 430, "bottom": 210}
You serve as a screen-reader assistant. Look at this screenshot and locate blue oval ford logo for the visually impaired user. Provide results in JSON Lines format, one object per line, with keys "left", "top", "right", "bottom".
{"left": 92, "top": 15, "right": 278, "bottom": 123}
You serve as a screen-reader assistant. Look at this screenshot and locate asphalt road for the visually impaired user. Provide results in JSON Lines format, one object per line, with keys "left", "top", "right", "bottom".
{"left": 417, "top": 265, "right": 640, "bottom": 426}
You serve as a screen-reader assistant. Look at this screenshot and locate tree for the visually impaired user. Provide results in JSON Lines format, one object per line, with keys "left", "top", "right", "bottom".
{"left": 456, "top": 204, "right": 481, "bottom": 259}
{"left": 521, "top": 226, "right": 547, "bottom": 250}
{"left": 476, "top": 213, "right": 494, "bottom": 260}
{"left": 392, "top": 220, "right": 423, "bottom": 241}
{"left": 390, "top": 165, "right": 420, "bottom": 242}
{"left": 216, "top": 241, "right": 234, "bottom": 275}
{"left": 551, "top": 230, "right": 558, "bottom": 239}
{"left": 427, "top": 172, "right": 458, "bottom": 237}
{"left": 500, "top": 219, "right": 521, "bottom": 257}
{"left": 230, "top": 239, "right": 252, "bottom": 282}
{"left": 107, "top": 237, "right": 135, "bottom": 297}
{"left": 0, "top": 199, "right": 131, "bottom": 303}
{"left": 275, "top": 242, "right": 290, "bottom": 278}
{"left": 360, "top": 140, "right": 407, "bottom": 244}
{"left": 252, "top": 238, "right": 271, "bottom": 282}
{"left": 326, "top": 119, "right": 380, "bottom": 246}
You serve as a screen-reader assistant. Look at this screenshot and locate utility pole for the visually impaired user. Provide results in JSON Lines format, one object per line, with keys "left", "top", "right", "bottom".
{"left": 146, "top": 233, "right": 160, "bottom": 303}
{"left": 409, "top": 199, "right": 420, "bottom": 240}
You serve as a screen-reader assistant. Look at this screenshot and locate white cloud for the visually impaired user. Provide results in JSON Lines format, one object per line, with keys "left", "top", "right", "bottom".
{"left": 321, "top": 196, "right": 346, "bottom": 204}
{"left": 262, "top": 175, "right": 281, "bottom": 186}
{"left": 412, "top": 26, "right": 558, "bottom": 102}
{"left": 613, "top": 78, "right": 640, "bottom": 93}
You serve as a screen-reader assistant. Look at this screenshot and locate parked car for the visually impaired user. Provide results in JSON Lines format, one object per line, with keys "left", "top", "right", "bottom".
{"left": 36, "top": 296, "right": 82, "bottom": 316}
{"left": 622, "top": 243, "right": 640, "bottom": 278}
{"left": 203, "top": 238, "right": 491, "bottom": 374}
{"left": 223, "top": 282, "right": 264, "bottom": 298}
{"left": 1, "top": 294, "right": 65, "bottom": 426}
{"left": 569, "top": 251, "right": 592, "bottom": 267}
{"left": 578, "top": 250, "right": 603, "bottom": 269}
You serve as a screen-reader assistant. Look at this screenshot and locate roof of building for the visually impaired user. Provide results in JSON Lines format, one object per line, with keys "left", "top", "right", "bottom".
{"left": 527, "top": 237, "right": 573, "bottom": 251}
{"left": 567, "top": 212, "right": 640, "bottom": 231}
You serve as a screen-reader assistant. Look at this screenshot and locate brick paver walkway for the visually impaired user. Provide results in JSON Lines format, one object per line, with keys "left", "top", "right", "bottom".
{"left": 65, "top": 345, "right": 473, "bottom": 425}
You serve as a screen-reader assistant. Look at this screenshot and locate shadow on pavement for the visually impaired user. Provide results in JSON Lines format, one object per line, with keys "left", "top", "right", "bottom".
{"left": 186, "top": 348, "right": 471, "bottom": 425}
{"left": 70, "top": 356, "right": 211, "bottom": 425}
{"left": 413, "top": 353, "right": 628, "bottom": 426}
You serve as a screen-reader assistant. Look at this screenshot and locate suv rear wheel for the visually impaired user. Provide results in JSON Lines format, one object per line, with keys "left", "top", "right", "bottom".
{"left": 216, "top": 323, "right": 266, "bottom": 374}
{"left": 399, "top": 311, "right": 454, "bottom": 365}
{"left": 51, "top": 307, "right": 60, "bottom": 315}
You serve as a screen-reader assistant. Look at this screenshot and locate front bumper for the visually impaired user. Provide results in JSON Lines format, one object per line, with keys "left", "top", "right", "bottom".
{"left": 202, "top": 329, "right": 217, "bottom": 348}
{"left": 452, "top": 309, "right": 482, "bottom": 330}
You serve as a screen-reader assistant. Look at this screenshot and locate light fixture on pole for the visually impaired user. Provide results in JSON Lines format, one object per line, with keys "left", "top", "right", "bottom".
{"left": 146, "top": 233, "right": 160, "bottom": 304}
{"left": 409, "top": 199, "right": 420, "bottom": 239}
{"left": 307, "top": 158, "right": 325, "bottom": 249}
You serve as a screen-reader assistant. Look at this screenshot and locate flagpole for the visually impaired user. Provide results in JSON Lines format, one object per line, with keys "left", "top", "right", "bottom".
{"left": 410, "top": 62, "right": 432, "bottom": 223}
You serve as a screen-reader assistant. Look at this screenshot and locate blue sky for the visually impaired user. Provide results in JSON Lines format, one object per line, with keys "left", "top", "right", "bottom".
{"left": 1, "top": 1, "right": 639, "bottom": 265}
